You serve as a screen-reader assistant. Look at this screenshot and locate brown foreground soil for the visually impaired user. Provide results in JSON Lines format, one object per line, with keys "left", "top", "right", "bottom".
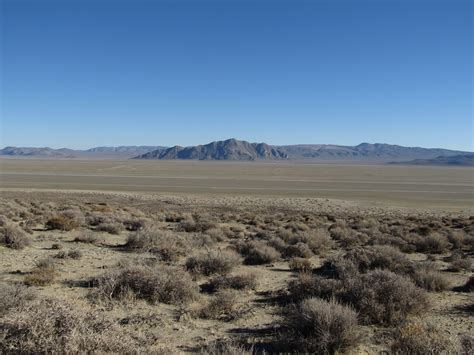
{"left": 0, "top": 190, "right": 472, "bottom": 353}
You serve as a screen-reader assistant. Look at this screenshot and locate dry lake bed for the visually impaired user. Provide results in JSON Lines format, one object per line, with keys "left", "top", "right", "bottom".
{"left": 0, "top": 158, "right": 472, "bottom": 211}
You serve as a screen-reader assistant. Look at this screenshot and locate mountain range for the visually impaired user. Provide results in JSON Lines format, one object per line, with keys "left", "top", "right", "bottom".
{"left": 0, "top": 146, "right": 166, "bottom": 159}
{"left": 134, "top": 139, "right": 471, "bottom": 163}
{"left": 389, "top": 154, "right": 474, "bottom": 167}
{"left": 1, "top": 139, "right": 472, "bottom": 165}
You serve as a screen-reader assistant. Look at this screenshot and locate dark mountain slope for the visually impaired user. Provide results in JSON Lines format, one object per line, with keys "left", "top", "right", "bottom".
{"left": 135, "top": 139, "right": 288, "bottom": 161}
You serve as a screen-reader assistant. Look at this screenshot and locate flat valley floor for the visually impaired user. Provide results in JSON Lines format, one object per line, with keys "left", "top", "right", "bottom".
{"left": 0, "top": 159, "right": 473, "bottom": 353}
{"left": 1, "top": 159, "right": 473, "bottom": 211}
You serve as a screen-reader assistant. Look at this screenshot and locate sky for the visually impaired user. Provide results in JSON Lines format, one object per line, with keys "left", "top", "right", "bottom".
{"left": 1, "top": 0, "right": 472, "bottom": 150}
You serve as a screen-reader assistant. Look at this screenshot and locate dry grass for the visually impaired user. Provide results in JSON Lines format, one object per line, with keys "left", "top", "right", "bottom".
{"left": 0, "top": 284, "right": 36, "bottom": 316}
{"left": 24, "top": 258, "right": 57, "bottom": 286}
{"left": 46, "top": 214, "right": 80, "bottom": 231}
{"left": 410, "top": 265, "right": 450, "bottom": 292}
{"left": 0, "top": 298, "right": 154, "bottom": 353}
{"left": 391, "top": 321, "right": 458, "bottom": 354}
{"left": 73, "top": 230, "right": 101, "bottom": 244}
{"left": 289, "top": 257, "right": 313, "bottom": 272}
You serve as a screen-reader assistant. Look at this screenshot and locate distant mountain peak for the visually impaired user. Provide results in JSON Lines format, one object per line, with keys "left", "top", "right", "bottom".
{"left": 134, "top": 139, "right": 288, "bottom": 161}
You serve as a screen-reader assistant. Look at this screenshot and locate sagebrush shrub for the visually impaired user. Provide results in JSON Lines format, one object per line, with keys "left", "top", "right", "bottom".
{"left": 46, "top": 215, "right": 79, "bottom": 231}
{"left": 0, "top": 283, "right": 36, "bottom": 316}
{"left": 126, "top": 227, "right": 184, "bottom": 261}
{"left": 0, "top": 298, "right": 149, "bottom": 353}
{"left": 414, "top": 232, "right": 451, "bottom": 254}
{"left": 239, "top": 241, "right": 280, "bottom": 265}
{"left": 283, "top": 242, "right": 313, "bottom": 258}
{"left": 24, "top": 258, "right": 56, "bottom": 286}
{"left": 73, "top": 231, "right": 100, "bottom": 244}
{"left": 96, "top": 222, "right": 123, "bottom": 235}
{"left": 92, "top": 261, "right": 198, "bottom": 305}
{"left": 200, "top": 290, "right": 240, "bottom": 320}
{"left": 391, "top": 321, "right": 458, "bottom": 354}
{"left": 320, "top": 245, "right": 413, "bottom": 280}
{"left": 186, "top": 249, "right": 241, "bottom": 275}
{"left": 283, "top": 298, "right": 359, "bottom": 354}
{"left": 410, "top": 265, "right": 450, "bottom": 292}
{"left": 339, "top": 269, "right": 429, "bottom": 325}
{"left": 207, "top": 273, "right": 257, "bottom": 292}
{"left": 1, "top": 224, "right": 31, "bottom": 249}
{"left": 288, "top": 272, "right": 340, "bottom": 301}
{"left": 289, "top": 257, "right": 313, "bottom": 272}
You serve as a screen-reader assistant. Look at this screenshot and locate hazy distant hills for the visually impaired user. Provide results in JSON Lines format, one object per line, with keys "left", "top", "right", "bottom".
{"left": 390, "top": 154, "right": 474, "bottom": 167}
{"left": 1, "top": 139, "right": 471, "bottom": 165}
{"left": 280, "top": 142, "right": 467, "bottom": 161}
{"left": 0, "top": 147, "right": 77, "bottom": 157}
{"left": 0, "top": 146, "right": 166, "bottom": 159}
{"left": 136, "top": 139, "right": 287, "bottom": 161}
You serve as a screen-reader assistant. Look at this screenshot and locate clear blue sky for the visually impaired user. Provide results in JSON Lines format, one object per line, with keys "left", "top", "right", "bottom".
{"left": 1, "top": 0, "right": 472, "bottom": 150}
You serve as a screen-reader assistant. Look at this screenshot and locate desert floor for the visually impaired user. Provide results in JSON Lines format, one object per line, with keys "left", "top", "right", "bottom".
{"left": 0, "top": 159, "right": 472, "bottom": 353}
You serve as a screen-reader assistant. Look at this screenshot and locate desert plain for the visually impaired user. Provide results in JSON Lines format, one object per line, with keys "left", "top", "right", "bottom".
{"left": 0, "top": 158, "right": 472, "bottom": 353}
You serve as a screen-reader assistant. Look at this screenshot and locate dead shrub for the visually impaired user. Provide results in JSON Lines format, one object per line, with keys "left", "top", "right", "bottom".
{"left": 207, "top": 273, "right": 257, "bottom": 292}
{"left": 410, "top": 264, "right": 450, "bottom": 292}
{"left": 205, "top": 227, "right": 225, "bottom": 242}
{"left": 73, "top": 231, "right": 100, "bottom": 244}
{"left": 325, "top": 245, "right": 413, "bottom": 277}
{"left": 0, "top": 224, "right": 31, "bottom": 249}
{"left": 289, "top": 257, "right": 313, "bottom": 272}
{"left": 46, "top": 215, "right": 79, "bottom": 231}
{"left": 123, "top": 218, "right": 146, "bottom": 231}
{"left": 268, "top": 236, "right": 287, "bottom": 251}
{"left": 92, "top": 261, "right": 198, "bottom": 305}
{"left": 283, "top": 242, "right": 313, "bottom": 258}
{"left": 180, "top": 217, "right": 217, "bottom": 233}
{"left": 126, "top": 227, "right": 184, "bottom": 261}
{"left": 460, "top": 333, "right": 474, "bottom": 355}
{"left": 0, "top": 298, "right": 148, "bottom": 353}
{"left": 391, "top": 321, "right": 458, "bottom": 354}
{"left": 451, "top": 258, "right": 472, "bottom": 272}
{"left": 288, "top": 272, "right": 340, "bottom": 301}
{"left": 55, "top": 249, "right": 82, "bottom": 260}
{"left": 186, "top": 249, "right": 241, "bottom": 276}
{"left": 201, "top": 339, "right": 248, "bottom": 355}
{"left": 239, "top": 241, "right": 280, "bottom": 265}
{"left": 0, "top": 283, "right": 36, "bottom": 316}
{"left": 282, "top": 298, "right": 359, "bottom": 354}
{"left": 461, "top": 276, "right": 474, "bottom": 292}
{"left": 96, "top": 222, "right": 123, "bottom": 235}
{"left": 330, "top": 225, "right": 367, "bottom": 247}
{"left": 200, "top": 290, "right": 240, "bottom": 320}
{"left": 24, "top": 258, "right": 56, "bottom": 286}
{"left": 414, "top": 232, "right": 451, "bottom": 254}
{"left": 288, "top": 229, "right": 333, "bottom": 254}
